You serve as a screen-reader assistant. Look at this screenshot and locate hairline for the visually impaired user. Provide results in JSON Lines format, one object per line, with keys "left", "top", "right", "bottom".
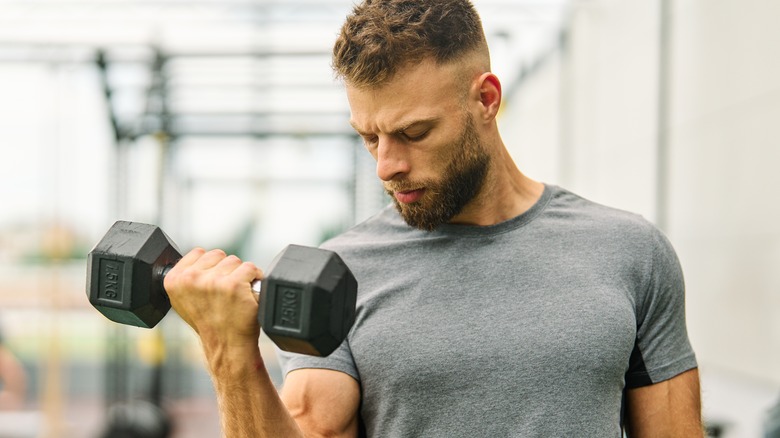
{"left": 341, "top": 48, "right": 490, "bottom": 97}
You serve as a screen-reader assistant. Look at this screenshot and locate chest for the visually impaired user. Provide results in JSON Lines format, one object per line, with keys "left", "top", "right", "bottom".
{"left": 348, "top": 254, "right": 638, "bottom": 402}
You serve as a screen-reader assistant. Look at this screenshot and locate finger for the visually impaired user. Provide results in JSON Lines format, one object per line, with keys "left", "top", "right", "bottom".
{"left": 250, "top": 266, "right": 264, "bottom": 302}
{"left": 214, "top": 254, "right": 243, "bottom": 275}
{"left": 232, "top": 261, "right": 263, "bottom": 285}
{"left": 170, "top": 247, "right": 207, "bottom": 273}
{"left": 190, "top": 248, "right": 228, "bottom": 270}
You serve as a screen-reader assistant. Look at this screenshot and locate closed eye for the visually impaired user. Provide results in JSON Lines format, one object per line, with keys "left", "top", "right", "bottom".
{"left": 402, "top": 130, "right": 430, "bottom": 142}
{"left": 362, "top": 135, "right": 379, "bottom": 148}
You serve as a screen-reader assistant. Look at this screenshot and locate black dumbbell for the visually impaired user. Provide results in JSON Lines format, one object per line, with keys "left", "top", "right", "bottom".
{"left": 86, "top": 221, "right": 357, "bottom": 357}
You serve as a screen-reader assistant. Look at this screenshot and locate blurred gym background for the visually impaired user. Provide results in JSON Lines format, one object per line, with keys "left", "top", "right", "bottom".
{"left": 0, "top": 0, "right": 778, "bottom": 437}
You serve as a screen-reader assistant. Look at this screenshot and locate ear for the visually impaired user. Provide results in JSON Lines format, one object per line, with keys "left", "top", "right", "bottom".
{"left": 476, "top": 72, "right": 502, "bottom": 122}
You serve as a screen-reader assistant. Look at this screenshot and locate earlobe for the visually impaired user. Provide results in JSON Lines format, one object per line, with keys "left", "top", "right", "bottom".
{"left": 478, "top": 72, "right": 502, "bottom": 122}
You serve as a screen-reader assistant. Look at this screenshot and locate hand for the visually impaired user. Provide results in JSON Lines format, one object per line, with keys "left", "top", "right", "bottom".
{"left": 163, "top": 248, "right": 264, "bottom": 350}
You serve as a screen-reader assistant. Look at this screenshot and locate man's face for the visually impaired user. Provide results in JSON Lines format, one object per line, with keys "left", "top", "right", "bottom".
{"left": 347, "top": 58, "right": 491, "bottom": 231}
{"left": 384, "top": 113, "right": 489, "bottom": 231}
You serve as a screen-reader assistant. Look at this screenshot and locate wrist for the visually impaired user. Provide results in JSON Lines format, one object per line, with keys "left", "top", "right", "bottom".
{"left": 200, "top": 335, "right": 264, "bottom": 380}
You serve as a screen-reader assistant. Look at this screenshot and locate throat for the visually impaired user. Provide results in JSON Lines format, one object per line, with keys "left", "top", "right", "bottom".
{"left": 449, "top": 173, "right": 544, "bottom": 227}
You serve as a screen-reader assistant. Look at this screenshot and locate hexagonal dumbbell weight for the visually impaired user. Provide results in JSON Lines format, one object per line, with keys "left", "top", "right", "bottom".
{"left": 86, "top": 221, "right": 357, "bottom": 357}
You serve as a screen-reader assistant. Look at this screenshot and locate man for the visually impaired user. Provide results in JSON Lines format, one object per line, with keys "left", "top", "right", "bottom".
{"left": 164, "top": 0, "right": 702, "bottom": 436}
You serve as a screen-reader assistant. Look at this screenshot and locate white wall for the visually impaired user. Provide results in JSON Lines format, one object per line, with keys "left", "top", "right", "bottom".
{"left": 668, "top": 0, "right": 780, "bottom": 383}
{"left": 503, "top": 0, "right": 660, "bottom": 220}
{"left": 500, "top": 0, "right": 780, "bottom": 426}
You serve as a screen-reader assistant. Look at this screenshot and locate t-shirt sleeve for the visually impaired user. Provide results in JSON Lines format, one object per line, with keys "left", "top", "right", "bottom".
{"left": 276, "top": 338, "right": 360, "bottom": 382}
{"left": 625, "top": 227, "right": 698, "bottom": 388}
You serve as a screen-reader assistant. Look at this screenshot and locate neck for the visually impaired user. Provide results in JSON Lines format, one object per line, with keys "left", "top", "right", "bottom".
{"left": 449, "top": 138, "right": 544, "bottom": 227}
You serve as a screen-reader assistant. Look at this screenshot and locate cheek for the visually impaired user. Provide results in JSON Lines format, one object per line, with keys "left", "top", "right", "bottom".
{"left": 425, "top": 133, "right": 461, "bottom": 169}
{"left": 413, "top": 151, "right": 448, "bottom": 183}
{"left": 433, "top": 141, "right": 463, "bottom": 177}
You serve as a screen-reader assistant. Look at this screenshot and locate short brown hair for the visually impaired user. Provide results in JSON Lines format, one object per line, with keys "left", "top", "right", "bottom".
{"left": 333, "top": 0, "right": 488, "bottom": 87}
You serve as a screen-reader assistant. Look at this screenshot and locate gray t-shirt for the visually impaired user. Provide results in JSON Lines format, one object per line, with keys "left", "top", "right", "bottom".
{"left": 278, "top": 184, "right": 697, "bottom": 437}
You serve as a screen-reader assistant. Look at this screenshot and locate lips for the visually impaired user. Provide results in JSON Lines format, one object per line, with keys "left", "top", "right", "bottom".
{"left": 395, "top": 189, "right": 425, "bottom": 204}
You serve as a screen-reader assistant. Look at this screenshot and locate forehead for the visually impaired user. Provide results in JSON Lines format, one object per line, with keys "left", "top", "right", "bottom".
{"left": 346, "top": 59, "right": 464, "bottom": 132}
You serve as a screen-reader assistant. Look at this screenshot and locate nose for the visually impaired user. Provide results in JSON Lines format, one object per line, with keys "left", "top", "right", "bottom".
{"left": 375, "top": 138, "right": 410, "bottom": 182}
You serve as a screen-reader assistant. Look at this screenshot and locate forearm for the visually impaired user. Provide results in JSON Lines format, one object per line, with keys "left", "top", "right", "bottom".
{"left": 162, "top": 248, "right": 350, "bottom": 436}
{"left": 205, "top": 342, "right": 304, "bottom": 438}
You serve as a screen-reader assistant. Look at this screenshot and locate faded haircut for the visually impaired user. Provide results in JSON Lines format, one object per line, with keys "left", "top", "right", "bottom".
{"left": 333, "top": 0, "right": 489, "bottom": 88}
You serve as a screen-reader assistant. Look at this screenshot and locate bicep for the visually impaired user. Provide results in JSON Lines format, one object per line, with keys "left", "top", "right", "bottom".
{"left": 625, "top": 367, "right": 703, "bottom": 437}
{"left": 280, "top": 368, "right": 361, "bottom": 438}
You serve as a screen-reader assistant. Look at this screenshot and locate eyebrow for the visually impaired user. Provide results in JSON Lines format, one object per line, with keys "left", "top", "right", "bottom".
{"left": 349, "top": 117, "right": 440, "bottom": 136}
{"left": 348, "top": 120, "right": 370, "bottom": 137}
{"left": 392, "top": 118, "right": 440, "bottom": 135}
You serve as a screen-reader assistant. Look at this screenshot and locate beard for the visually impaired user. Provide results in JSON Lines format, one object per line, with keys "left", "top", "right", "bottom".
{"left": 385, "top": 114, "right": 490, "bottom": 231}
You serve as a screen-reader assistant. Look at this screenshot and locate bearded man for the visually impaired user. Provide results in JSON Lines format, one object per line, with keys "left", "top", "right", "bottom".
{"left": 164, "top": 1, "right": 702, "bottom": 436}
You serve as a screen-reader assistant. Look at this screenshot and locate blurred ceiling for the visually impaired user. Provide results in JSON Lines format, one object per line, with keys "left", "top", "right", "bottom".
{"left": 0, "top": 0, "right": 570, "bottom": 140}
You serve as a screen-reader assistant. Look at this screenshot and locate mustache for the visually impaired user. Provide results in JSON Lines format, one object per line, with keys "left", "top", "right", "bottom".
{"left": 384, "top": 180, "right": 427, "bottom": 193}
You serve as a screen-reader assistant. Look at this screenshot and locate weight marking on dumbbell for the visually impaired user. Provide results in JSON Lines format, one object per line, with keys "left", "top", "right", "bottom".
{"left": 99, "top": 259, "right": 123, "bottom": 303}
{"left": 274, "top": 285, "right": 302, "bottom": 331}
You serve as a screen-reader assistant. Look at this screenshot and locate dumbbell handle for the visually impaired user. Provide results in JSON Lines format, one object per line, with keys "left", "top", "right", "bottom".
{"left": 160, "top": 265, "right": 263, "bottom": 296}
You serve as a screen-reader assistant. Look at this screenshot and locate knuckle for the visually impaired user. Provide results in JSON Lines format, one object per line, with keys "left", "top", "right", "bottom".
{"left": 226, "top": 254, "right": 241, "bottom": 263}
{"left": 209, "top": 249, "right": 227, "bottom": 257}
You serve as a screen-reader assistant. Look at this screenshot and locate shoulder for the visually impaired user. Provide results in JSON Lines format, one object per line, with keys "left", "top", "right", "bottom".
{"left": 543, "top": 185, "right": 661, "bottom": 240}
{"left": 541, "top": 186, "right": 679, "bottom": 277}
{"left": 320, "top": 205, "right": 409, "bottom": 254}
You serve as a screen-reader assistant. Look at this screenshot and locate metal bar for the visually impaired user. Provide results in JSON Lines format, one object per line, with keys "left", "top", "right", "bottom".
{"left": 160, "top": 111, "right": 347, "bottom": 117}
{"left": 556, "top": 26, "right": 573, "bottom": 187}
{"left": 95, "top": 50, "right": 124, "bottom": 143}
{"left": 142, "top": 113, "right": 355, "bottom": 138}
{"left": 166, "top": 131, "right": 357, "bottom": 139}
{"left": 655, "top": 0, "right": 672, "bottom": 231}
{"left": 164, "top": 82, "right": 340, "bottom": 90}
{"left": 0, "top": 45, "right": 332, "bottom": 63}
{"left": 0, "top": 0, "right": 352, "bottom": 7}
{"left": 184, "top": 177, "right": 352, "bottom": 186}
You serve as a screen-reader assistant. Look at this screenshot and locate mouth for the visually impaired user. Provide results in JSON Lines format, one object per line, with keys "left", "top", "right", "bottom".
{"left": 394, "top": 188, "right": 425, "bottom": 204}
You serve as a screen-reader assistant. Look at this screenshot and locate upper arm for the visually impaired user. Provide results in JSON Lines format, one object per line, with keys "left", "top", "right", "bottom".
{"left": 280, "top": 368, "right": 361, "bottom": 438}
{"left": 625, "top": 367, "right": 703, "bottom": 437}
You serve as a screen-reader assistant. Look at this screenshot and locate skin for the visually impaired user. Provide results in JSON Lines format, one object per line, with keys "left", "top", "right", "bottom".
{"left": 164, "top": 54, "right": 703, "bottom": 437}
{"left": 625, "top": 368, "right": 703, "bottom": 437}
{"left": 0, "top": 345, "right": 26, "bottom": 410}
{"left": 349, "top": 56, "right": 543, "bottom": 228}
{"left": 380, "top": 112, "right": 491, "bottom": 231}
